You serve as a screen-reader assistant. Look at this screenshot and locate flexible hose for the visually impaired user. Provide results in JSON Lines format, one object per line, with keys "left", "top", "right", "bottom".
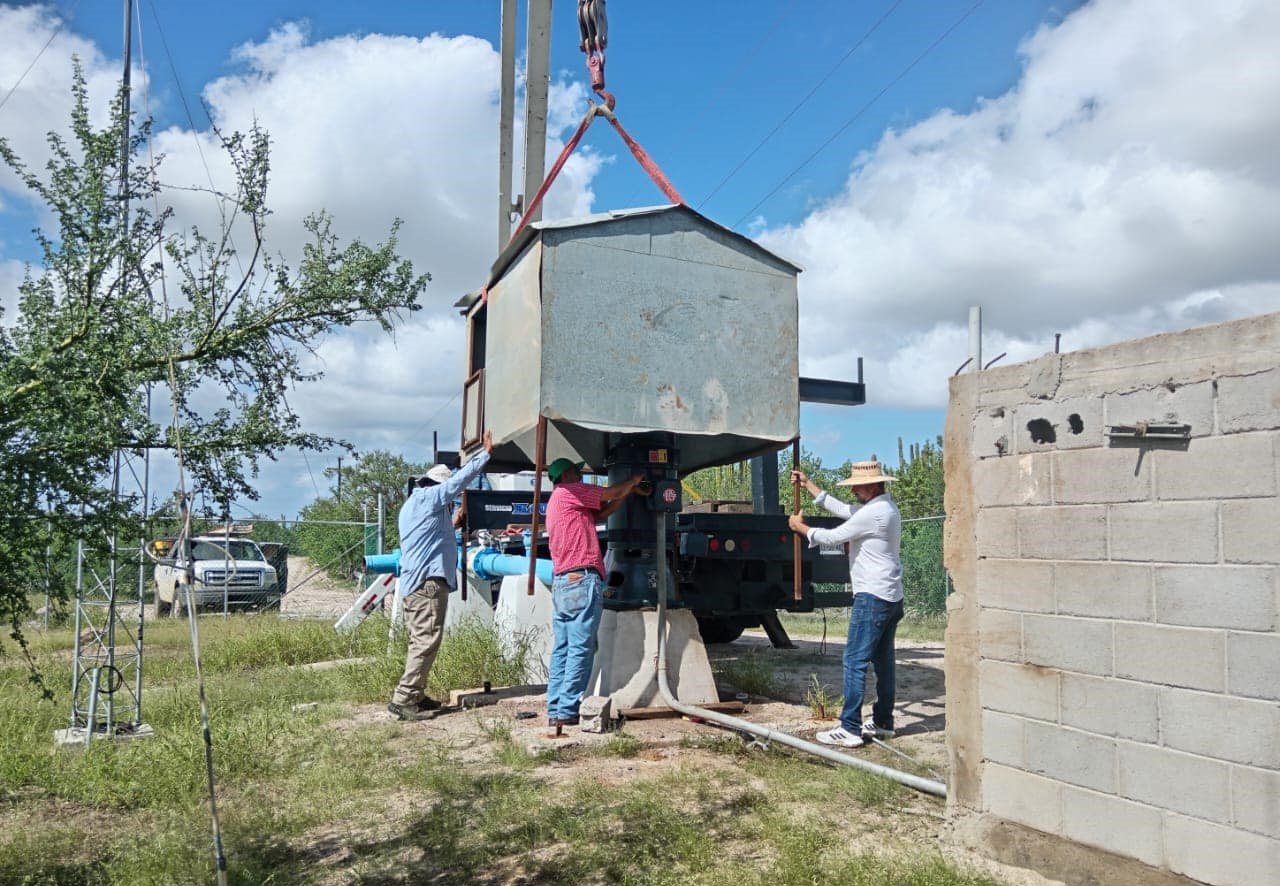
{"left": 651, "top": 511, "right": 947, "bottom": 798}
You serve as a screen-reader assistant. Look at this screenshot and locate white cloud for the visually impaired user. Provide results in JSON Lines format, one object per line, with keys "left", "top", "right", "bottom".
{"left": 762, "top": 0, "right": 1280, "bottom": 407}
{"left": 0, "top": 258, "right": 27, "bottom": 321}
{"left": 1, "top": 9, "right": 603, "bottom": 516}
{"left": 0, "top": 5, "right": 135, "bottom": 198}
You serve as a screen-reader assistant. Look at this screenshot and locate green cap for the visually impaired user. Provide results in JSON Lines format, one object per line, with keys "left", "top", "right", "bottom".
{"left": 547, "top": 457, "right": 585, "bottom": 483}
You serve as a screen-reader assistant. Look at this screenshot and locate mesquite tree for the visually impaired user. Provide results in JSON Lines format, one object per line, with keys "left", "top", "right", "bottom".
{"left": 0, "top": 65, "right": 428, "bottom": 667}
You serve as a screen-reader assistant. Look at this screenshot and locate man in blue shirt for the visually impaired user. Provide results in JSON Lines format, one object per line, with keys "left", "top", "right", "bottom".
{"left": 389, "top": 429, "right": 493, "bottom": 720}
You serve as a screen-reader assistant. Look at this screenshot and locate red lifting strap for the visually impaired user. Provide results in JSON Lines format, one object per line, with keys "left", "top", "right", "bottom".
{"left": 509, "top": 102, "right": 684, "bottom": 246}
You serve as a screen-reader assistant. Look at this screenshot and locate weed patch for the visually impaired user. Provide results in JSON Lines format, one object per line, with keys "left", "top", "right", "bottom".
{"left": 714, "top": 650, "right": 781, "bottom": 699}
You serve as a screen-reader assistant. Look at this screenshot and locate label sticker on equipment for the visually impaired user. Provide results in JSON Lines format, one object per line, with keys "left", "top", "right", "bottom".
{"left": 662, "top": 487, "right": 677, "bottom": 504}
{"left": 649, "top": 449, "right": 668, "bottom": 463}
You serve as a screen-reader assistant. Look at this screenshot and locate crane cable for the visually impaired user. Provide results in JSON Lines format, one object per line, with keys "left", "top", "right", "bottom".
{"left": 133, "top": 2, "right": 228, "bottom": 881}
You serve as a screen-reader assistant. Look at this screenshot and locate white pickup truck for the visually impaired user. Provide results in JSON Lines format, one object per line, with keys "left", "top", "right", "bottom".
{"left": 153, "top": 535, "right": 282, "bottom": 616}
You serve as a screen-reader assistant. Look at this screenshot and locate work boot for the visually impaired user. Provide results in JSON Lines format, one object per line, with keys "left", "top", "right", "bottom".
{"left": 547, "top": 716, "right": 580, "bottom": 728}
{"left": 389, "top": 700, "right": 440, "bottom": 721}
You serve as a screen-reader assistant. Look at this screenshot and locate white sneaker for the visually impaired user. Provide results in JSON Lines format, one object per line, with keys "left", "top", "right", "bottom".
{"left": 816, "top": 726, "right": 865, "bottom": 748}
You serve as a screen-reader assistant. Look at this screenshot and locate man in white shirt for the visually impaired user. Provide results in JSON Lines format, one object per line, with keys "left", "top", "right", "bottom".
{"left": 788, "top": 459, "right": 904, "bottom": 748}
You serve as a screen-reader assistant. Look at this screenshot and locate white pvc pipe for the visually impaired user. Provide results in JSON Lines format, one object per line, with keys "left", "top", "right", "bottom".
{"left": 651, "top": 512, "right": 947, "bottom": 798}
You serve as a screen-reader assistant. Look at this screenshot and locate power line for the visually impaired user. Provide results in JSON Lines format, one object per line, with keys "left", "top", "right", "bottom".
{"left": 622, "top": 0, "right": 803, "bottom": 205}
{"left": 697, "top": 0, "right": 906, "bottom": 211}
{"left": 0, "top": 1, "right": 81, "bottom": 115}
{"left": 732, "top": 0, "right": 985, "bottom": 229}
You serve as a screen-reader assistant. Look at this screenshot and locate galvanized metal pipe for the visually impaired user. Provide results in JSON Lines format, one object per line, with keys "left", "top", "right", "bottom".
{"left": 791, "top": 438, "right": 801, "bottom": 601}
{"left": 650, "top": 511, "right": 947, "bottom": 798}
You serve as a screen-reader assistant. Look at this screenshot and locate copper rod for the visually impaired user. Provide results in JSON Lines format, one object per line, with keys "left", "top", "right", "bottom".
{"left": 792, "top": 438, "right": 802, "bottom": 601}
{"left": 527, "top": 415, "right": 548, "bottom": 596}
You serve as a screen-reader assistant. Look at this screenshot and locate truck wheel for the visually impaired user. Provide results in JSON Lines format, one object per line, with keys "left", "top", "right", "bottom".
{"left": 695, "top": 616, "right": 745, "bottom": 645}
{"left": 171, "top": 587, "right": 188, "bottom": 618}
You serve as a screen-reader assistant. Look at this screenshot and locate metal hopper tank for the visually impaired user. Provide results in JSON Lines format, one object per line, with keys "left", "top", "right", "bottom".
{"left": 456, "top": 203, "right": 856, "bottom": 623}
{"left": 459, "top": 204, "right": 800, "bottom": 473}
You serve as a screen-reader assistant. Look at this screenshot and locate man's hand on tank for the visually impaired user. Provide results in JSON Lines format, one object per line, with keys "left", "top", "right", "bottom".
{"left": 635, "top": 477, "right": 653, "bottom": 496}
{"left": 482, "top": 429, "right": 495, "bottom": 455}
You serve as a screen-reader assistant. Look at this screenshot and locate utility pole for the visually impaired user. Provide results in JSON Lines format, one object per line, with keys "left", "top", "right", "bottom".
{"left": 521, "top": 0, "right": 553, "bottom": 228}
{"left": 497, "top": 0, "right": 517, "bottom": 249}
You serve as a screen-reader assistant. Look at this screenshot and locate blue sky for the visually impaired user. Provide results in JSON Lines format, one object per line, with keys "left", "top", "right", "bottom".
{"left": 3, "top": 0, "right": 1279, "bottom": 517}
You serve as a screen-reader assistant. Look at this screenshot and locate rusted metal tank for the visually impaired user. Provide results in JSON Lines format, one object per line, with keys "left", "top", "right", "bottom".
{"left": 461, "top": 204, "right": 800, "bottom": 474}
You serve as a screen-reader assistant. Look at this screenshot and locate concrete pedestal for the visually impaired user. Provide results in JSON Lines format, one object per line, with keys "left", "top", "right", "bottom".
{"left": 589, "top": 609, "right": 720, "bottom": 710}
{"left": 493, "top": 574, "right": 554, "bottom": 683}
{"left": 54, "top": 723, "right": 155, "bottom": 748}
{"left": 445, "top": 571, "right": 499, "bottom": 631}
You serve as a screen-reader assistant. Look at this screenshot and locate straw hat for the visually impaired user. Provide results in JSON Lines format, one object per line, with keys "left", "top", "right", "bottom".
{"left": 835, "top": 460, "right": 897, "bottom": 487}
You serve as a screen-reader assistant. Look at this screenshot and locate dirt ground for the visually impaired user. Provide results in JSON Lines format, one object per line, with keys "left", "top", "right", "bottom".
{"left": 274, "top": 566, "right": 1056, "bottom": 884}
{"left": 280, "top": 555, "right": 363, "bottom": 618}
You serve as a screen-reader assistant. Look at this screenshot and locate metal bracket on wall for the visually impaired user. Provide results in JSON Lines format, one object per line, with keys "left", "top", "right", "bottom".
{"left": 1106, "top": 422, "right": 1191, "bottom": 441}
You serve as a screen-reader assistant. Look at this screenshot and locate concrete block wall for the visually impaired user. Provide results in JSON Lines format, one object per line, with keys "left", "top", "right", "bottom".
{"left": 944, "top": 312, "right": 1280, "bottom": 886}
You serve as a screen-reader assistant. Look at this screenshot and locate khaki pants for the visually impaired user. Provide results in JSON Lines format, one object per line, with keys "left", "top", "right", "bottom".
{"left": 391, "top": 578, "right": 450, "bottom": 706}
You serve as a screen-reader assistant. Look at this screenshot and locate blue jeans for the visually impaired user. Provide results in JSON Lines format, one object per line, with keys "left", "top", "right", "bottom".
{"left": 839, "top": 593, "right": 904, "bottom": 733}
{"left": 546, "top": 571, "right": 604, "bottom": 720}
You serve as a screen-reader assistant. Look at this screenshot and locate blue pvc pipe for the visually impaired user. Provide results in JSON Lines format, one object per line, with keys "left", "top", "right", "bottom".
{"left": 364, "top": 550, "right": 401, "bottom": 575}
{"left": 472, "top": 549, "right": 554, "bottom": 585}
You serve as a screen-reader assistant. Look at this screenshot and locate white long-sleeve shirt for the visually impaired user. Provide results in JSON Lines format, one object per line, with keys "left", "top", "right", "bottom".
{"left": 805, "top": 491, "right": 903, "bottom": 603}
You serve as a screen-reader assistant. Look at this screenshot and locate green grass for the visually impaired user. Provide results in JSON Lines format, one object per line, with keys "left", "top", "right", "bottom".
{"left": 780, "top": 610, "right": 948, "bottom": 643}
{"left": 1, "top": 614, "right": 998, "bottom": 886}
{"left": 713, "top": 650, "right": 782, "bottom": 698}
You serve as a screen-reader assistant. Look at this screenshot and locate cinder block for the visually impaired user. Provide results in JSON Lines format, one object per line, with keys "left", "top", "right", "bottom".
{"left": 977, "top": 559, "right": 1055, "bottom": 613}
{"left": 1218, "top": 369, "right": 1280, "bottom": 433}
{"left": 982, "top": 763, "right": 1062, "bottom": 835}
{"left": 1227, "top": 631, "right": 1280, "bottom": 701}
{"left": 1022, "top": 614, "right": 1112, "bottom": 676}
{"left": 1109, "top": 501, "right": 1219, "bottom": 563}
{"left": 1055, "top": 562, "right": 1152, "bottom": 620}
{"left": 1155, "top": 565, "right": 1276, "bottom": 631}
{"left": 1060, "top": 786, "right": 1163, "bottom": 867}
{"left": 1050, "top": 448, "right": 1150, "bottom": 504}
{"left": 1164, "top": 812, "right": 1280, "bottom": 886}
{"left": 975, "top": 454, "right": 1051, "bottom": 506}
{"left": 982, "top": 710, "right": 1025, "bottom": 767}
{"left": 980, "top": 659, "right": 1059, "bottom": 721}
{"left": 1013, "top": 397, "right": 1104, "bottom": 453}
{"left": 972, "top": 407, "right": 1013, "bottom": 459}
{"left": 978, "top": 608, "right": 1021, "bottom": 662}
{"left": 976, "top": 507, "right": 1018, "bottom": 559}
{"left": 1232, "top": 765, "right": 1280, "bottom": 839}
{"left": 1117, "top": 742, "right": 1231, "bottom": 823}
{"left": 1154, "top": 433, "right": 1277, "bottom": 500}
{"left": 1060, "top": 673, "right": 1158, "bottom": 742}
{"left": 1105, "top": 380, "right": 1214, "bottom": 438}
{"left": 1222, "top": 498, "right": 1280, "bottom": 564}
{"left": 1017, "top": 506, "right": 1107, "bottom": 560}
{"left": 1160, "top": 687, "right": 1280, "bottom": 768}
{"left": 1024, "top": 720, "right": 1117, "bottom": 792}
{"left": 1115, "top": 623, "right": 1226, "bottom": 692}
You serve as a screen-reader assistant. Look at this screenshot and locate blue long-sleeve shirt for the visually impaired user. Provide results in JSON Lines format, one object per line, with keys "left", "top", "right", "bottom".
{"left": 397, "top": 451, "right": 490, "bottom": 597}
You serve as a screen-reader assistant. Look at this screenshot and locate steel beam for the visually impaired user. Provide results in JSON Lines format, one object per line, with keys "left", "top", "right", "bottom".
{"left": 798, "top": 376, "right": 866, "bottom": 406}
